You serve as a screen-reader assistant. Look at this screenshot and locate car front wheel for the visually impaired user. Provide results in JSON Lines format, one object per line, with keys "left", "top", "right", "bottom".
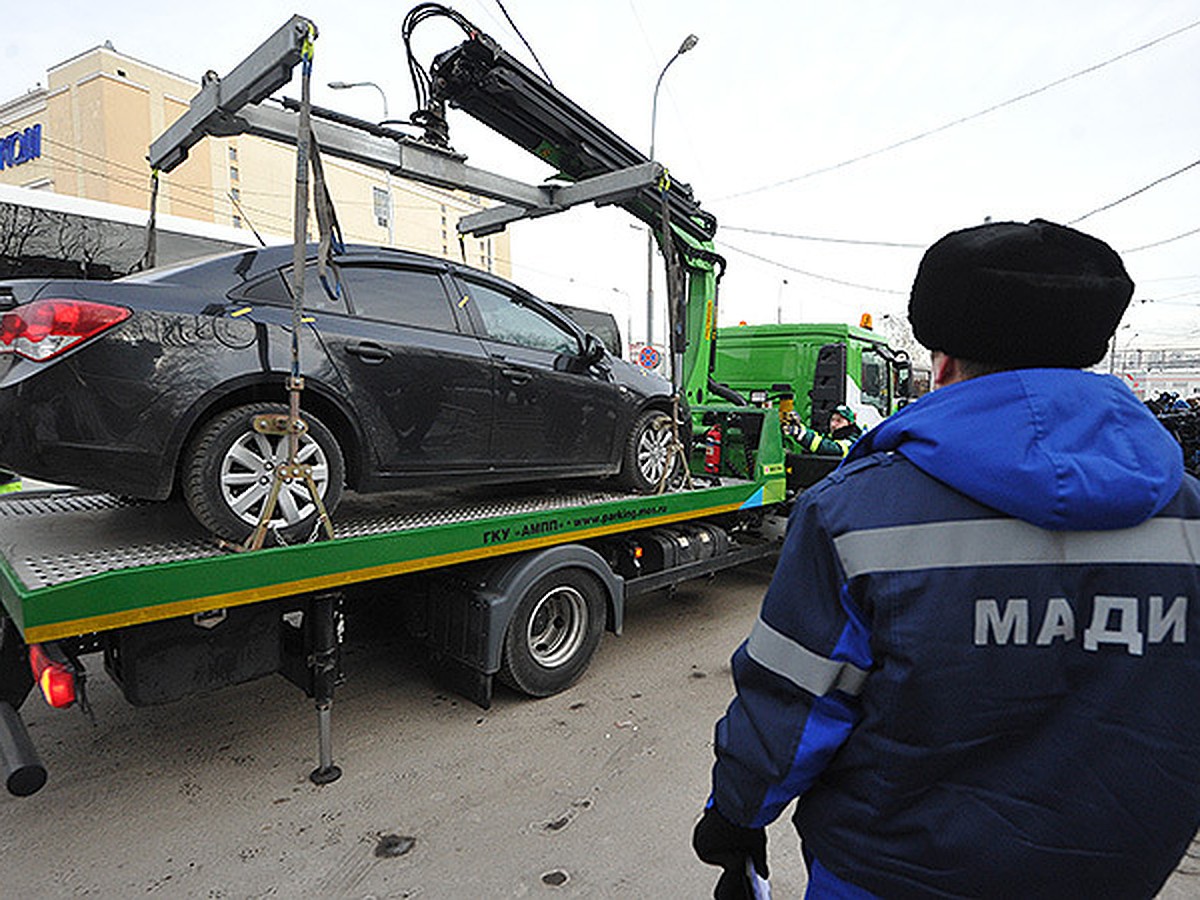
{"left": 182, "top": 403, "right": 345, "bottom": 543}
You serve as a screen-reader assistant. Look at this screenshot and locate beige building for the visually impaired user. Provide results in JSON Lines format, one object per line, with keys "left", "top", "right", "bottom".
{"left": 0, "top": 42, "right": 510, "bottom": 276}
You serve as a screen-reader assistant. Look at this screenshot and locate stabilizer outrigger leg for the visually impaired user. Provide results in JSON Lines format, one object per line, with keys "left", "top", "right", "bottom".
{"left": 309, "top": 591, "right": 342, "bottom": 785}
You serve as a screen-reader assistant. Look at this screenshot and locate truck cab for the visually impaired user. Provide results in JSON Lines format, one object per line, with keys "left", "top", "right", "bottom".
{"left": 712, "top": 321, "right": 912, "bottom": 490}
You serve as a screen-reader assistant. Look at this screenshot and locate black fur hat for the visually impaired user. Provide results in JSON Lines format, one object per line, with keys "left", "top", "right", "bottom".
{"left": 908, "top": 219, "right": 1134, "bottom": 368}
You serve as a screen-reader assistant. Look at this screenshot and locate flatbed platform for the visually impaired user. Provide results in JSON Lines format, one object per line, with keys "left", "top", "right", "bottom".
{"left": 1, "top": 477, "right": 780, "bottom": 643}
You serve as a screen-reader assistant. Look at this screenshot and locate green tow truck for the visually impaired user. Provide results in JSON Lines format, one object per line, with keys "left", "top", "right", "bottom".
{"left": 0, "top": 14, "right": 787, "bottom": 797}
{"left": 712, "top": 321, "right": 915, "bottom": 490}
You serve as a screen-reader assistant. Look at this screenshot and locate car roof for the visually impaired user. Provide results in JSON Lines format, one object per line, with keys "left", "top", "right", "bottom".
{"left": 116, "top": 245, "right": 585, "bottom": 336}
{"left": 120, "top": 244, "right": 495, "bottom": 288}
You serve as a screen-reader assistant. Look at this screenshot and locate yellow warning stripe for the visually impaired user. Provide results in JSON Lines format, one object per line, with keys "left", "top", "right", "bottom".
{"left": 22, "top": 502, "right": 748, "bottom": 643}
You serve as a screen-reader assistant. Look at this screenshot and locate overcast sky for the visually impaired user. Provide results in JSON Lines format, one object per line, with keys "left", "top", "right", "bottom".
{"left": 5, "top": 1, "right": 1199, "bottom": 353}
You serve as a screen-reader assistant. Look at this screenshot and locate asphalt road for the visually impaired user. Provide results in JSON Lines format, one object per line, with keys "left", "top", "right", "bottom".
{"left": 3, "top": 558, "right": 1198, "bottom": 898}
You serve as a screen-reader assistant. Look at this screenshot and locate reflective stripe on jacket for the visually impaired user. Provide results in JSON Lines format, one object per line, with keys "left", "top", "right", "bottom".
{"left": 711, "top": 370, "right": 1200, "bottom": 899}
{"left": 713, "top": 454, "right": 1200, "bottom": 898}
{"left": 786, "top": 422, "right": 853, "bottom": 457}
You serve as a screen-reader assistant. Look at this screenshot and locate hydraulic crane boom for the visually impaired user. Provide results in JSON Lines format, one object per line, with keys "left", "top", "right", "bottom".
{"left": 148, "top": 8, "right": 728, "bottom": 406}
{"left": 422, "top": 30, "right": 716, "bottom": 246}
{"left": 415, "top": 17, "right": 726, "bottom": 405}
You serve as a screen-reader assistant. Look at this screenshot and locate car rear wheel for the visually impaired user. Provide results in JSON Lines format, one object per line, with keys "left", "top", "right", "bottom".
{"left": 182, "top": 403, "right": 345, "bottom": 543}
{"left": 616, "top": 408, "right": 686, "bottom": 493}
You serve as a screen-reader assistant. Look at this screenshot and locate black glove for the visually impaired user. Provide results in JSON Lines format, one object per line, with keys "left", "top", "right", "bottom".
{"left": 692, "top": 804, "right": 768, "bottom": 899}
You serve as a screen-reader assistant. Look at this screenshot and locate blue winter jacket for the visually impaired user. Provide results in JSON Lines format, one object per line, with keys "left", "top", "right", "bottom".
{"left": 710, "top": 368, "right": 1200, "bottom": 899}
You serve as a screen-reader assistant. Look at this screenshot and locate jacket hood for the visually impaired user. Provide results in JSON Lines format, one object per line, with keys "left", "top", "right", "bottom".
{"left": 848, "top": 369, "right": 1183, "bottom": 530}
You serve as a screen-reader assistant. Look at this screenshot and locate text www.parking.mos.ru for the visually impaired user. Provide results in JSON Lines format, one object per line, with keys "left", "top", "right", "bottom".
{"left": 570, "top": 505, "right": 669, "bottom": 529}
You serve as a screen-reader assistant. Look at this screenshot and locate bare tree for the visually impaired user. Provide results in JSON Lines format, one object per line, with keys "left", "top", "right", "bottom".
{"left": 0, "top": 202, "right": 50, "bottom": 271}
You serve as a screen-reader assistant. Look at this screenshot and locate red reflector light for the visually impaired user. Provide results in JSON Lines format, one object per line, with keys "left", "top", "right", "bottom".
{"left": 29, "top": 644, "right": 76, "bottom": 708}
{"left": 0, "top": 298, "right": 130, "bottom": 361}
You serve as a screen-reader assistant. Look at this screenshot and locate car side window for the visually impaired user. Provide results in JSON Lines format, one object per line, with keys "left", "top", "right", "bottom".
{"left": 240, "top": 271, "right": 291, "bottom": 304}
{"left": 239, "top": 265, "right": 350, "bottom": 316}
{"left": 464, "top": 281, "right": 578, "bottom": 354}
{"left": 341, "top": 265, "right": 457, "bottom": 331}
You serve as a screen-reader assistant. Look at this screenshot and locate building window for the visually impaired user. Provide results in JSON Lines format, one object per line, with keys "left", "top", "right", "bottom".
{"left": 373, "top": 186, "right": 390, "bottom": 228}
{"left": 233, "top": 215, "right": 242, "bottom": 228}
{"left": 229, "top": 165, "right": 239, "bottom": 182}
{"left": 229, "top": 146, "right": 238, "bottom": 162}
{"left": 230, "top": 187, "right": 240, "bottom": 201}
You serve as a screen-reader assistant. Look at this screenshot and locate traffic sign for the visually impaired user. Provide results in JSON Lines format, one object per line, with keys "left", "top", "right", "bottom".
{"left": 637, "top": 344, "right": 661, "bottom": 370}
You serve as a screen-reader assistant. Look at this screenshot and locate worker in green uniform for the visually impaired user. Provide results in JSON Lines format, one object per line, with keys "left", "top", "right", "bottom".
{"left": 785, "top": 404, "right": 862, "bottom": 457}
{"left": 0, "top": 470, "right": 22, "bottom": 494}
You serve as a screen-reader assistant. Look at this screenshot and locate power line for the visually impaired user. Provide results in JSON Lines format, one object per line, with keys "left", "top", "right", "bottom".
{"left": 1143, "top": 290, "right": 1200, "bottom": 305}
{"left": 38, "top": 136, "right": 292, "bottom": 227}
{"left": 721, "top": 210, "right": 1200, "bottom": 263}
{"left": 1124, "top": 223, "right": 1200, "bottom": 253}
{"left": 39, "top": 133, "right": 480, "bottom": 223}
{"left": 36, "top": 148, "right": 235, "bottom": 222}
{"left": 1070, "top": 157, "right": 1200, "bottom": 225}
{"left": 719, "top": 17, "right": 1200, "bottom": 203}
{"left": 494, "top": 1, "right": 553, "bottom": 84}
{"left": 720, "top": 225, "right": 924, "bottom": 248}
{"left": 715, "top": 239, "right": 904, "bottom": 295}
{"left": 36, "top": 135, "right": 499, "bottom": 236}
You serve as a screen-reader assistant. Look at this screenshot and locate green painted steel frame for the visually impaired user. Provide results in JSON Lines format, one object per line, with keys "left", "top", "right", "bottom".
{"left": 1, "top": 456, "right": 784, "bottom": 643}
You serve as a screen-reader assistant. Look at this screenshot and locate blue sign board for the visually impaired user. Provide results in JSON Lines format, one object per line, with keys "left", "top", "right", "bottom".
{"left": 0, "top": 124, "right": 42, "bottom": 171}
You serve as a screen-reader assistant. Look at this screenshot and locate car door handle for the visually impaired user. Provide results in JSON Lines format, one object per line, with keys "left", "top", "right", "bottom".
{"left": 345, "top": 341, "right": 392, "bottom": 364}
{"left": 500, "top": 368, "right": 532, "bottom": 385}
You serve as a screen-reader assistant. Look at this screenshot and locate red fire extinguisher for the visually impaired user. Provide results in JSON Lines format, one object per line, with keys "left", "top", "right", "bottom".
{"left": 704, "top": 424, "right": 722, "bottom": 474}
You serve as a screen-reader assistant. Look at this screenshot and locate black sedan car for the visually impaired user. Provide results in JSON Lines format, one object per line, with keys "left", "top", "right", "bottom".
{"left": 0, "top": 245, "right": 682, "bottom": 541}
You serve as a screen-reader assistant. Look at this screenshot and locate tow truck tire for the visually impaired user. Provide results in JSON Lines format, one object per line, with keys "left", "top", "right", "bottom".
{"left": 182, "top": 403, "right": 345, "bottom": 543}
{"left": 616, "top": 408, "right": 686, "bottom": 494}
{"left": 498, "top": 568, "right": 605, "bottom": 697}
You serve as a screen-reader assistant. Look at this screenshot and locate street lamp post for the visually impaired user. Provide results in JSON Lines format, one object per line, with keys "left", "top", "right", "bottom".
{"left": 328, "top": 80, "right": 393, "bottom": 247}
{"left": 1110, "top": 322, "right": 1134, "bottom": 374}
{"left": 646, "top": 34, "right": 698, "bottom": 348}
{"left": 611, "top": 286, "right": 634, "bottom": 359}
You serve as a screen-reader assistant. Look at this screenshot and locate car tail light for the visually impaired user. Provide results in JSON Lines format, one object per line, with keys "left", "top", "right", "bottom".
{"left": 29, "top": 644, "right": 76, "bottom": 708}
{"left": 0, "top": 298, "right": 130, "bottom": 361}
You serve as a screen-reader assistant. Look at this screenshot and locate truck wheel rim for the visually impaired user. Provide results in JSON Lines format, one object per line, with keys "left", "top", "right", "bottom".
{"left": 636, "top": 419, "right": 671, "bottom": 485}
{"left": 220, "top": 430, "right": 329, "bottom": 528}
{"left": 526, "top": 585, "right": 588, "bottom": 669}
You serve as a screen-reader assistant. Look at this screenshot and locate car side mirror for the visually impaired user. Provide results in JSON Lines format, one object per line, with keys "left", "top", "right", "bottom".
{"left": 582, "top": 332, "right": 606, "bottom": 365}
{"left": 895, "top": 360, "right": 912, "bottom": 399}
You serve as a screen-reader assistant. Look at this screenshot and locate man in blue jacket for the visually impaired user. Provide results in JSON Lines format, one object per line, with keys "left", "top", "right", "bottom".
{"left": 693, "top": 219, "right": 1200, "bottom": 899}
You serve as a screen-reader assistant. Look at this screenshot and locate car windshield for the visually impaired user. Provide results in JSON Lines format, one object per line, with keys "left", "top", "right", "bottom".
{"left": 552, "top": 303, "right": 622, "bottom": 357}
